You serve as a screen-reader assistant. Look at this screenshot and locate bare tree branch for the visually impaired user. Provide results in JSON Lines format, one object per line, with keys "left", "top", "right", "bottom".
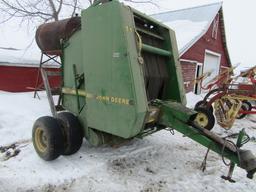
{"left": 57, "top": 0, "right": 63, "bottom": 14}
{"left": 48, "top": 0, "right": 58, "bottom": 20}
{"left": 0, "top": 0, "right": 84, "bottom": 25}
{"left": 71, "top": 0, "right": 79, "bottom": 17}
{"left": 0, "top": 0, "right": 159, "bottom": 27}
{"left": 88, "top": 0, "right": 94, "bottom": 5}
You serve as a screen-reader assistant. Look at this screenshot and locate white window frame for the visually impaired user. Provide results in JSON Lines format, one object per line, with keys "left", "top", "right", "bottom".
{"left": 204, "top": 49, "right": 221, "bottom": 71}
{"left": 180, "top": 58, "right": 198, "bottom": 89}
{"left": 193, "top": 62, "right": 203, "bottom": 94}
{"left": 203, "top": 49, "right": 222, "bottom": 82}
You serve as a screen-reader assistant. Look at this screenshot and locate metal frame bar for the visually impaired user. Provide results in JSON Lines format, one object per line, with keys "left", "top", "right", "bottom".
{"left": 41, "top": 68, "right": 57, "bottom": 117}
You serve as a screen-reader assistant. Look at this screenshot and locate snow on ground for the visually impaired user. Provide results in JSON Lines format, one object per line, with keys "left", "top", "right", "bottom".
{"left": 0, "top": 91, "right": 51, "bottom": 145}
{"left": 0, "top": 91, "right": 256, "bottom": 192}
{"left": 186, "top": 92, "right": 206, "bottom": 108}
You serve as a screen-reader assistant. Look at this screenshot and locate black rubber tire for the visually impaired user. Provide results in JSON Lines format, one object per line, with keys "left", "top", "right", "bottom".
{"left": 32, "top": 116, "right": 64, "bottom": 161}
{"left": 236, "top": 105, "right": 248, "bottom": 119}
{"left": 243, "top": 101, "right": 252, "bottom": 111}
{"left": 194, "top": 100, "right": 213, "bottom": 113}
{"left": 194, "top": 107, "right": 215, "bottom": 131}
{"left": 57, "top": 112, "right": 84, "bottom": 155}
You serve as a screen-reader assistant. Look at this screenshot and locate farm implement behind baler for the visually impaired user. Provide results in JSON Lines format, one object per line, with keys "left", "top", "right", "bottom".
{"left": 32, "top": 0, "right": 256, "bottom": 180}
{"left": 194, "top": 66, "right": 256, "bottom": 130}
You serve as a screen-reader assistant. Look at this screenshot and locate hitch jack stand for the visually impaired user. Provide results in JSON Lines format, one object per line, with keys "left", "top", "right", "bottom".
{"left": 221, "top": 163, "right": 236, "bottom": 183}
{"left": 221, "top": 129, "right": 247, "bottom": 183}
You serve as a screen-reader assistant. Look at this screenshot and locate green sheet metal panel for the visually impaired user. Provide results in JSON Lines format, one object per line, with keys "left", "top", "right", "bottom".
{"left": 164, "top": 29, "right": 187, "bottom": 105}
{"left": 81, "top": 1, "right": 147, "bottom": 138}
{"left": 62, "top": 30, "right": 86, "bottom": 115}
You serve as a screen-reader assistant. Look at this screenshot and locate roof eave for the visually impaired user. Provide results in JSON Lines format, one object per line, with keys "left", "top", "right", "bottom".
{"left": 179, "top": 3, "right": 223, "bottom": 57}
{"left": 219, "top": 7, "right": 232, "bottom": 67}
{"left": 179, "top": 5, "right": 233, "bottom": 68}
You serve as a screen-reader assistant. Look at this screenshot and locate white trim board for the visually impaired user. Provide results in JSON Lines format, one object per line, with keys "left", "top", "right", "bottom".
{"left": 180, "top": 59, "right": 200, "bottom": 64}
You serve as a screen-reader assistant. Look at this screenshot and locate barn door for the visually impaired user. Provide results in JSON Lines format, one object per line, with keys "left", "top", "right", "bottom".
{"left": 202, "top": 50, "right": 221, "bottom": 88}
{"left": 194, "top": 63, "right": 203, "bottom": 94}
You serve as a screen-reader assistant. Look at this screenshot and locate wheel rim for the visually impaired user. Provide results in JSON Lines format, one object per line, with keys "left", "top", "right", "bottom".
{"left": 195, "top": 113, "right": 209, "bottom": 128}
{"left": 35, "top": 127, "right": 47, "bottom": 153}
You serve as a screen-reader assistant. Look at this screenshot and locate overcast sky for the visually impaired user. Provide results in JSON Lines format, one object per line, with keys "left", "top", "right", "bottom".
{"left": 0, "top": 0, "right": 255, "bottom": 71}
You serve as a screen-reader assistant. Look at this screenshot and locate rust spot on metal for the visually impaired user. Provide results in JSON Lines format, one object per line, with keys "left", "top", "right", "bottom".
{"left": 35, "top": 17, "right": 81, "bottom": 55}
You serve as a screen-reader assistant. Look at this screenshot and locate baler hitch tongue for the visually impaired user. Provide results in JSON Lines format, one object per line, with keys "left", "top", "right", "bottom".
{"left": 155, "top": 100, "right": 256, "bottom": 179}
{"left": 222, "top": 149, "right": 256, "bottom": 182}
{"left": 219, "top": 128, "right": 256, "bottom": 180}
{"left": 247, "top": 168, "right": 256, "bottom": 179}
{"left": 239, "top": 149, "right": 256, "bottom": 179}
{"left": 233, "top": 128, "right": 256, "bottom": 179}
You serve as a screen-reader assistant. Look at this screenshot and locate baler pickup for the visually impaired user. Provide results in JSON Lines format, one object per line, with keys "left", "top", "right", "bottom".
{"left": 32, "top": 0, "right": 256, "bottom": 180}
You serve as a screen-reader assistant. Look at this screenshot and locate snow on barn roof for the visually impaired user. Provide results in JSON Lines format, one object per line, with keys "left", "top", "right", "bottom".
{"left": 0, "top": 47, "right": 60, "bottom": 68}
{"left": 0, "top": 16, "right": 42, "bottom": 66}
{"left": 0, "top": 47, "right": 39, "bottom": 66}
{"left": 152, "top": 2, "right": 223, "bottom": 55}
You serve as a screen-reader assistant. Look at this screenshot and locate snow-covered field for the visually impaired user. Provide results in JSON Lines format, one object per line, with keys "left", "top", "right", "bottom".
{"left": 0, "top": 91, "right": 255, "bottom": 192}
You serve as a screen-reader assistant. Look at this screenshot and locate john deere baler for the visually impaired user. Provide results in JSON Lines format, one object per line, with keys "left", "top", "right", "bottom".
{"left": 33, "top": 0, "right": 256, "bottom": 180}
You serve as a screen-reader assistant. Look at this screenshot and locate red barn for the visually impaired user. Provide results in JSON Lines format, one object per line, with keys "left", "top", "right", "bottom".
{"left": 153, "top": 2, "right": 231, "bottom": 94}
{"left": 0, "top": 63, "right": 60, "bottom": 92}
{"left": 0, "top": 48, "right": 60, "bottom": 92}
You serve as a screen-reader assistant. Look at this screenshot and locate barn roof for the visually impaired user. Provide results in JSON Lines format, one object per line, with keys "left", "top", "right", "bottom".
{"left": 0, "top": 18, "right": 40, "bottom": 65}
{"left": 152, "top": 2, "right": 227, "bottom": 56}
{"left": 0, "top": 47, "right": 38, "bottom": 65}
{"left": 0, "top": 47, "right": 58, "bottom": 68}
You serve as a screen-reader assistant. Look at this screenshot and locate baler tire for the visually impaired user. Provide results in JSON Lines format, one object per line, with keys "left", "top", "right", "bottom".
{"left": 194, "top": 107, "right": 215, "bottom": 131}
{"left": 57, "top": 112, "right": 83, "bottom": 155}
{"left": 32, "top": 116, "right": 64, "bottom": 161}
{"left": 194, "top": 100, "right": 213, "bottom": 113}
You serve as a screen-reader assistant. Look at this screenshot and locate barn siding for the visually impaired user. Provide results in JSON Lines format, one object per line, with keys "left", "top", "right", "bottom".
{"left": 180, "top": 11, "right": 230, "bottom": 93}
{"left": 0, "top": 66, "right": 61, "bottom": 92}
{"left": 180, "top": 61, "right": 197, "bottom": 93}
{"left": 181, "top": 12, "right": 229, "bottom": 68}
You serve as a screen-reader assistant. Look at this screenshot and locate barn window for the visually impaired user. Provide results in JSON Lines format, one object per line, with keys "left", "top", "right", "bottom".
{"left": 212, "top": 13, "right": 219, "bottom": 39}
